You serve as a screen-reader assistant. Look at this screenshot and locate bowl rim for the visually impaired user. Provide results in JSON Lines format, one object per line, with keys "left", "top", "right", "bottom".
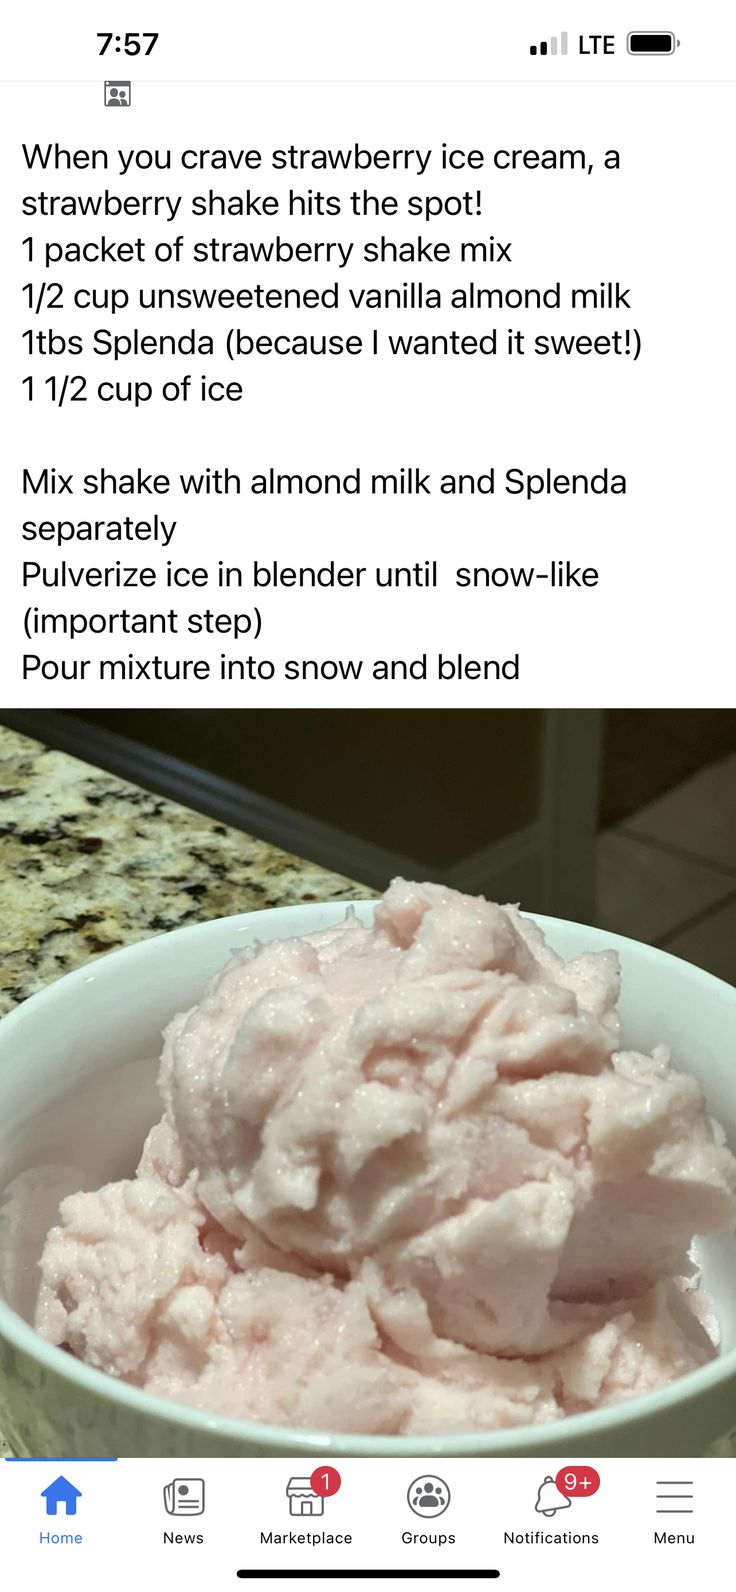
{"left": 1, "top": 900, "right": 735, "bottom": 1455}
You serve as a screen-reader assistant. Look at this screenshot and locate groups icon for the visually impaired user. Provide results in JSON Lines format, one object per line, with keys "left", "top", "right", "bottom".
{"left": 407, "top": 1475, "right": 451, "bottom": 1517}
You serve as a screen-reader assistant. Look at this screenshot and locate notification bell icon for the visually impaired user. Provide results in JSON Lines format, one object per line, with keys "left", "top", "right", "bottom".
{"left": 534, "top": 1476, "right": 572, "bottom": 1516}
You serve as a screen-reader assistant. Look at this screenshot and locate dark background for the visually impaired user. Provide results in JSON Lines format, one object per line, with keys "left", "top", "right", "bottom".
{"left": 2, "top": 707, "right": 734, "bottom": 982}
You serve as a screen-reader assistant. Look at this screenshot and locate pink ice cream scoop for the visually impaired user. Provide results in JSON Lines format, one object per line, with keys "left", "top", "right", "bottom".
{"left": 35, "top": 882, "right": 736, "bottom": 1434}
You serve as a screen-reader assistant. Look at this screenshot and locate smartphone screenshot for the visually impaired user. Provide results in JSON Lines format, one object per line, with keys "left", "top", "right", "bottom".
{"left": 0, "top": 4, "right": 733, "bottom": 1586}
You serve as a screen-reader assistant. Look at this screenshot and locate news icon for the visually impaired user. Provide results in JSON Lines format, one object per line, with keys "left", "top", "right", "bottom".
{"left": 163, "top": 1478, "right": 205, "bottom": 1516}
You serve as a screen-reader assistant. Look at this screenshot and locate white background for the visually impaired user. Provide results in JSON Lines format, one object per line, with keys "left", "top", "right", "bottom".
{"left": 0, "top": 1457, "right": 727, "bottom": 1589}
{"left": 0, "top": 4, "right": 734, "bottom": 705}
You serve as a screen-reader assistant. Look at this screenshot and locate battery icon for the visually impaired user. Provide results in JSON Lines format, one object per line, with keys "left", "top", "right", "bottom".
{"left": 627, "top": 31, "right": 678, "bottom": 54}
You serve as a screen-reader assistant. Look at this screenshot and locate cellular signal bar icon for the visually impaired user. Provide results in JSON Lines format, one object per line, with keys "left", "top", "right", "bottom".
{"left": 530, "top": 32, "right": 568, "bottom": 56}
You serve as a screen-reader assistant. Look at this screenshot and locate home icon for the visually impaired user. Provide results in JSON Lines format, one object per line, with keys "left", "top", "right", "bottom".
{"left": 286, "top": 1477, "right": 324, "bottom": 1517}
{"left": 41, "top": 1476, "right": 82, "bottom": 1516}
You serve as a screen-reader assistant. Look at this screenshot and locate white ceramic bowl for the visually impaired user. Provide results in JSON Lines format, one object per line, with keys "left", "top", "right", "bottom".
{"left": 1, "top": 902, "right": 735, "bottom": 1458}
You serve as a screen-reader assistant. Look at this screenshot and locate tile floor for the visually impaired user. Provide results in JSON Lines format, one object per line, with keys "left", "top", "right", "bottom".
{"left": 596, "top": 753, "right": 736, "bottom": 987}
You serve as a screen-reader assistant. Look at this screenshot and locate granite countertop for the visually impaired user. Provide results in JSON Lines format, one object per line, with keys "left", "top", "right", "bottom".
{"left": 0, "top": 724, "right": 369, "bottom": 1455}
{"left": 0, "top": 725, "right": 368, "bottom": 1017}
